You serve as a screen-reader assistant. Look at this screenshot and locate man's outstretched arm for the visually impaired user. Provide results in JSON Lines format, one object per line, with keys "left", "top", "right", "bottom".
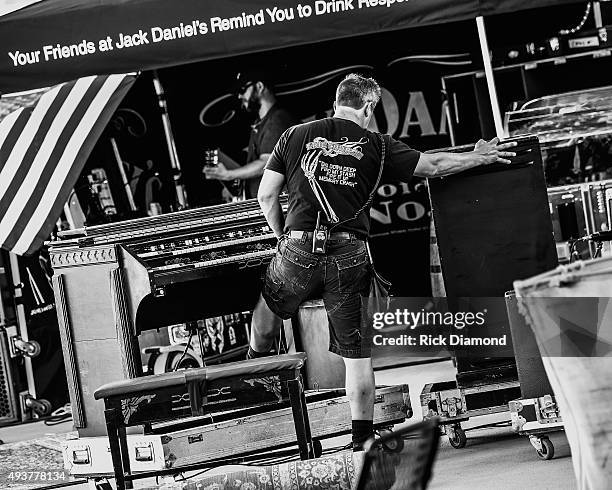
{"left": 257, "top": 169, "right": 286, "bottom": 238}
{"left": 414, "top": 137, "right": 517, "bottom": 178}
{"left": 204, "top": 152, "right": 272, "bottom": 181}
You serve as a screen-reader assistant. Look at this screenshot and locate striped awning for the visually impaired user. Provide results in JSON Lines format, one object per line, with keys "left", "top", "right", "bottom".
{"left": 0, "top": 73, "right": 136, "bottom": 255}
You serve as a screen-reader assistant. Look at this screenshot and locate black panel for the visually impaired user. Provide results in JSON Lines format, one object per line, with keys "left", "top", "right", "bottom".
{"left": 465, "top": 386, "right": 522, "bottom": 411}
{"left": 136, "top": 268, "right": 263, "bottom": 332}
{"left": 429, "top": 137, "right": 557, "bottom": 295}
{"left": 429, "top": 137, "right": 558, "bottom": 385}
{"left": 505, "top": 292, "right": 553, "bottom": 399}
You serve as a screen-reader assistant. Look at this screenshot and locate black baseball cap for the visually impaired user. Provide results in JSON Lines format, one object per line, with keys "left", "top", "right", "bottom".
{"left": 233, "top": 69, "right": 273, "bottom": 94}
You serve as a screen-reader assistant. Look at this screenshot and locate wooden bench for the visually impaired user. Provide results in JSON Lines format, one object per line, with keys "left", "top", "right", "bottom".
{"left": 94, "top": 353, "right": 312, "bottom": 489}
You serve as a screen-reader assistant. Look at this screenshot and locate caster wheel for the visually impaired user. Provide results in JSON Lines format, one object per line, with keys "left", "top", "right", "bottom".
{"left": 448, "top": 425, "right": 467, "bottom": 449}
{"left": 42, "top": 399, "right": 52, "bottom": 416}
{"left": 536, "top": 437, "right": 554, "bottom": 460}
{"left": 36, "top": 399, "right": 52, "bottom": 416}
{"left": 312, "top": 439, "right": 323, "bottom": 458}
{"left": 26, "top": 398, "right": 52, "bottom": 417}
{"left": 24, "top": 340, "right": 41, "bottom": 358}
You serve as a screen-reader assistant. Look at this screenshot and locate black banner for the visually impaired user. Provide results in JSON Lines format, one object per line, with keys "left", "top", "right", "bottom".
{"left": 0, "top": 0, "right": 578, "bottom": 94}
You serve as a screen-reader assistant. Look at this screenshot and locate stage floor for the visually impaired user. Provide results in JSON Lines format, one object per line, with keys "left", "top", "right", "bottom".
{"left": 0, "top": 360, "right": 576, "bottom": 490}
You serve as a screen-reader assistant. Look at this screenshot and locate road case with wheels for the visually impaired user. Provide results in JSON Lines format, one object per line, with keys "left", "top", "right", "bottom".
{"left": 509, "top": 394, "right": 564, "bottom": 460}
{"left": 420, "top": 378, "right": 521, "bottom": 449}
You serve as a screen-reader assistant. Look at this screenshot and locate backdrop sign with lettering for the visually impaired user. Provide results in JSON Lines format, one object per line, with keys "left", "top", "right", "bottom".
{"left": 0, "top": 0, "right": 577, "bottom": 94}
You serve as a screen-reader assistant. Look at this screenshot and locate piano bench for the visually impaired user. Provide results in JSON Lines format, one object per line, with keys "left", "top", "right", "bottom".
{"left": 94, "top": 353, "right": 313, "bottom": 490}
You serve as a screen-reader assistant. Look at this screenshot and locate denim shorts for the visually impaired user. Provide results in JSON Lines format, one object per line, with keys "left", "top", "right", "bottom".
{"left": 262, "top": 233, "right": 372, "bottom": 359}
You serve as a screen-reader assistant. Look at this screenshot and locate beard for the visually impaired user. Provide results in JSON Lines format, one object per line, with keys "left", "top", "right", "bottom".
{"left": 243, "top": 91, "right": 261, "bottom": 114}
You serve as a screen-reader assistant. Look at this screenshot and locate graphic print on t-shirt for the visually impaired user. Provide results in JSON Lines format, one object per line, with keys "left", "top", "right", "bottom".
{"left": 300, "top": 136, "right": 368, "bottom": 223}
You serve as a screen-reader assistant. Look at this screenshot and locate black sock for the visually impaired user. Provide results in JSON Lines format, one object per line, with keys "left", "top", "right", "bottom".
{"left": 352, "top": 419, "right": 374, "bottom": 451}
{"left": 246, "top": 346, "right": 273, "bottom": 359}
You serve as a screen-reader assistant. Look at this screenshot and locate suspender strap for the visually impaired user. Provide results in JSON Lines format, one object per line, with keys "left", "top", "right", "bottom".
{"left": 329, "top": 133, "right": 386, "bottom": 232}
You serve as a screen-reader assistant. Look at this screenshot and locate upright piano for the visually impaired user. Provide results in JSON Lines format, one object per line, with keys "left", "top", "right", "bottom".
{"left": 49, "top": 198, "right": 283, "bottom": 436}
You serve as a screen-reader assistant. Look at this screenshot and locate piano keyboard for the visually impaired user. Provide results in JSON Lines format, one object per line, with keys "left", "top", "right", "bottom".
{"left": 151, "top": 249, "right": 276, "bottom": 272}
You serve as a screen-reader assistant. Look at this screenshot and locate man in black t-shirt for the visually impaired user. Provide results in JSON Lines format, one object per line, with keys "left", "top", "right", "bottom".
{"left": 250, "top": 74, "right": 516, "bottom": 450}
{"left": 204, "top": 70, "right": 297, "bottom": 199}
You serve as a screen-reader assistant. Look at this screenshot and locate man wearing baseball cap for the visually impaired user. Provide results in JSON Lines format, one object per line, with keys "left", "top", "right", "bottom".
{"left": 204, "top": 69, "right": 297, "bottom": 199}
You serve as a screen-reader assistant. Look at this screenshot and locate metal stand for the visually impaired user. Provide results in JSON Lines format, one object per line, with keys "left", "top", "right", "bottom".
{"left": 8, "top": 253, "right": 36, "bottom": 401}
{"left": 109, "top": 137, "right": 137, "bottom": 212}
{"left": 440, "top": 77, "right": 456, "bottom": 146}
{"left": 152, "top": 72, "right": 188, "bottom": 209}
{"left": 476, "top": 16, "right": 504, "bottom": 138}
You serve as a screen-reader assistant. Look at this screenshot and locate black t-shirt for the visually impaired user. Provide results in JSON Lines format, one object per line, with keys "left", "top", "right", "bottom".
{"left": 245, "top": 105, "right": 297, "bottom": 199}
{"left": 266, "top": 117, "right": 421, "bottom": 237}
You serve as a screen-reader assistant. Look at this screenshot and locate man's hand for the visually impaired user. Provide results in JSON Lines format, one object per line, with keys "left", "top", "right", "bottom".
{"left": 203, "top": 163, "right": 234, "bottom": 181}
{"left": 414, "top": 137, "right": 518, "bottom": 178}
{"left": 472, "top": 137, "right": 517, "bottom": 165}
